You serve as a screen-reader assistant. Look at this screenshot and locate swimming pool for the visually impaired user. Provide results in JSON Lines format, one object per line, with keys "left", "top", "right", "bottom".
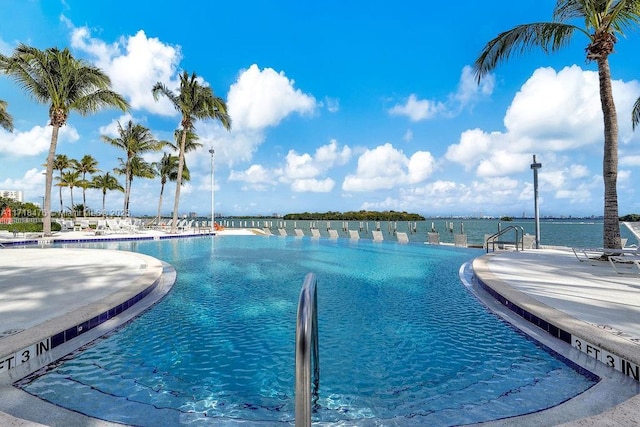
{"left": 19, "top": 236, "right": 597, "bottom": 425}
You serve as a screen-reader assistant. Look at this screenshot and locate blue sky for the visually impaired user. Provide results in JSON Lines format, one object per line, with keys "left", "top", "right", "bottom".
{"left": 1, "top": 0, "right": 639, "bottom": 218}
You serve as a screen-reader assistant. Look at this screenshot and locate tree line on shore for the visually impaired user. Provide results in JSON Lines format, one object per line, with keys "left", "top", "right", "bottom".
{"left": 283, "top": 211, "right": 425, "bottom": 221}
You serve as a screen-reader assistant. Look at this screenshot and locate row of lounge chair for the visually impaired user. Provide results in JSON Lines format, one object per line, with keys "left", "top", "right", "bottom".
{"left": 261, "top": 228, "right": 469, "bottom": 246}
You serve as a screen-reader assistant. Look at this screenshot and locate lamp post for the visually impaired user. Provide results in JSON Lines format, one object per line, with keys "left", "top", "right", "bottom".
{"left": 530, "top": 154, "right": 542, "bottom": 249}
{"left": 209, "top": 148, "right": 215, "bottom": 227}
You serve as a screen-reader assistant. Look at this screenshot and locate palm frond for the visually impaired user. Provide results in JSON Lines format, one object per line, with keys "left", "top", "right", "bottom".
{"left": 632, "top": 96, "right": 640, "bottom": 130}
{"left": 0, "top": 99, "right": 13, "bottom": 131}
{"left": 474, "top": 23, "right": 580, "bottom": 82}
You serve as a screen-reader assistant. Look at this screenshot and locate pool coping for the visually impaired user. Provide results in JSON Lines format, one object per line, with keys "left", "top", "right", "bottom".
{"left": 0, "top": 247, "right": 177, "bottom": 426}
{"left": 468, "top": 254, "right": 640, "bottom": 426}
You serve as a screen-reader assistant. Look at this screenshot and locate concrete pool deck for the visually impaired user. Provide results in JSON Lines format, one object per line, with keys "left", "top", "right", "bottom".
{"left": 0, "top": 231, "right": 639, "bottom": 426}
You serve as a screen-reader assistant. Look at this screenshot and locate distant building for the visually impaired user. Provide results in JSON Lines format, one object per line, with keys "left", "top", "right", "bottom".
{"left": 189, "top": 212, "right": 198, "bottom": 218}
{"left": 0, "top": 190, "right": 23, "bottom": 202}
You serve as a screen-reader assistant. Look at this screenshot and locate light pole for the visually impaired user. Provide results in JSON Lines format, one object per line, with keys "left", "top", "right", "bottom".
{"left": 209, "top": 148, "right": 215, "bottom": 228}
{"left": 530, "top": 154, "right": 542, "bottom": 249}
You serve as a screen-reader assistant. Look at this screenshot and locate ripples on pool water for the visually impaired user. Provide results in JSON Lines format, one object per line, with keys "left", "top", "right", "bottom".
{"left": 20, "top": 236, "right": 597, "bottom": 426}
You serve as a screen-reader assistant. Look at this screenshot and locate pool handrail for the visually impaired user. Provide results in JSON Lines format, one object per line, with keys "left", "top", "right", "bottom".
{"left": 295, "top": 272, "right": 320, "bottom": 427}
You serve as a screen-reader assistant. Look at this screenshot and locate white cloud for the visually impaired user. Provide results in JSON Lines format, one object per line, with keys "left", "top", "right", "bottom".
{"left": 342, "top": 143, "right": 435, "bottom": 191}
{"left": 291, "top": 178, "right": 335, "bottom": 192}
{"left": 281, "top": 140, "right": 351, "bottom": 191}
{"left": 451, "top": 65, "right": 495, "bottom": 108}
{"left": 227, "top": 64, "right": 317, "bottom": 131}
{"left": 68, "top": 21, "right": 181, "bottom": 116}
{"left": 621, "top": 155, "right": 640, "bottom": 166}
{"left": 323, "top": 97, "right": 340, "bottom": 113}
{"left": 389, "top": 66, "right": 494, "bottom": 122}
{"left": 476, "top": 151, "right": 532, "bottom": 177}
{"left": 0, "top": 168, "right": 46, "bottom": 198}
{"left": 228, "top": 164, "right": 278, "bottom": 191}
{"left": 444, "top": 66, "right": 640, "bottom": 179}
{"left": 0, "top": 125, "right": 79, "bottom": 156}
{"left": 98, "top": 113, "right": 136, "bottom": 137}
{"left": 388, "top": 94, "right": 445, "bottom": 122}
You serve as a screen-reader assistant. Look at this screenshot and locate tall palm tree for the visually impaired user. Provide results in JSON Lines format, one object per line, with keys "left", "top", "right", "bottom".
{"left": 101, "top": 120, "right": 165, "bottom": 216}
{"left": 113, "top": 155, "right": 156, "bottom": 215}
{"left": 633, "top": 96, "right": 640, "bottom": 130}
{"left": 56, "top": 169, "right": 83, "bottom": 217}
{"left": 474, "top": 0, "right": 640, "bottom": 250}
{"left": 51, "top": 154, "right": 71, "bottom": 217}
{"left": 0, "top": 44, "right": 128, "bottom": 235}
{"left": 0, "top": 100, "right": 13, "bottom": 131}
{"left": 74, "top": 154, "right": 100, "bottom": 217}
{"left": 152, "top": 152, "right": 190, "bottom": 223}
{"left": 152, "top": 71, "right": 231, "bottom": 233}
{"left": 91, "top": 172, "right": 124, "bottom": 216}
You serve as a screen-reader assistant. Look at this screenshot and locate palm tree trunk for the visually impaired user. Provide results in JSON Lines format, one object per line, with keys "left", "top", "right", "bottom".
{"left": 43, "top": 126, "right": 60, "bottom": 236}
{"left": 70, "top": 187, "right": 75, "bottom": 218}
{"left": 171, "top": 129, "right": 187, "bottom": 233}
{"left": 157, "top": 183, "right": 165, "bottom": 225}
{"left": 597, "top": 58, "right": 621, "bottom": 249}
{"left": 102, "top": 191, "right": 106, "bottom": 216}
{"left": 82, "top": 176, "right": 87, "bottom": 217}
{"left": 124, "top": 162, "right": 131, "bottom": 217}
{"left": 58, "top": 182, "right": 63, "bottom": 218}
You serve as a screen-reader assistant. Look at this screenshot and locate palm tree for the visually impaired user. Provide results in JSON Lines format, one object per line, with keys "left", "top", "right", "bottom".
{"left": 51, "top": 154, "right": 71, "bottom": 217}
{"left": 473, "top": 0, "right": 640, "bottom": 250}
{"left": 152, "top": 152, "right": 191, "bottom": 223}
{"left": 56, "top": 170, "right": 83, "bottom": 217}
{"left": 91, "top": 172, "right": 124, "bottom": 216}
{"left": 152, "top": 71, "right": 231, "bottom": 233}
{"left": 0, "top": 44, "right": 128, "bottom": 235}
{"left": 0, "top": 100, "right": 13, "bottom": 131}
{"left": 74, "top": 155, "right": 100, "bottom": 217}
{"left": 113, "top": 155, "right": 156, "bottom": 215}
{"left": 101, "top": 120, "right": 165, "bottom": 216}
{"left": 633, "top": 96, "right": 640, "bottom": 130}
{"left": 168, "top": 129, "right": 203, "bottom": 153}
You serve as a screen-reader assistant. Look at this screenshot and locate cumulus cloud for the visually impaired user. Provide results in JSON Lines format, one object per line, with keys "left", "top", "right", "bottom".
{"left": 444, "top": 65, "right": 640, "bottom": 180}
{"left": 0, "top": 125, "right": 79, "bottom": 156}
{"left": 67, "top": 20, "right": 181, "bottom": 115}
{"left": 0, "top": 168, "right": 46, "bottom": 198}
{"left": 388, "top": 94, "right": 445, "bottom": 122}
{"left": 280, "top": 140, "right": 351, "bottom": 191}
{"left": 227, "top": 64, "right": 317, "bottom": 131}
{"left": 451, "top": 65, "right": 495, "bottom": 109}
{"left": 228, "top": 164, "right": 278, "bottom": 191}
{"left": 388, "top": 66, "right": 494, "bottom": 121}
{"left": 342, "top": 143, "right": 435, "bottom": 191}
{"left": 291, "top": 178, "right": 335, "bottom": 192}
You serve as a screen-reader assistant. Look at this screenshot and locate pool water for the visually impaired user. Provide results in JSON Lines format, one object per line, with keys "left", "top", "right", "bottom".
{"left": 19, "top": 236, "right": 597, "bottom": 425}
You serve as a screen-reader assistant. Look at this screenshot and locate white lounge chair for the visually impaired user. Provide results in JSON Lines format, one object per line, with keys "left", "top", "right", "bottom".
{"left": 372, "top": 230, "right": 383, "bottom": 241}
{"left": 328, "top": 229, "right": 339, "bottom": 239}
{"left": 427, "top": 232, "right": 440, "bottom": 244}
{"left": 294, "top": 229, "right": 305, "bottom": 237}
{"left": 454, "top": 233, "right": 467, "bottom": 247}
{"left": 396, "top": 232, "right": 409, "bottom": 243}
{"left": 349, "top": 230, "right": 360, "bottom": 240}
{"left": 311, "top": 229, "right": 321, "bottom": 239}
{"left": 106, "top": 219, "right": 125, "bottom": 234}
{"left": 278, "top": 228, "right": 288, "bottom": 236}
{"left": 95, "top": 220, "right": 107, "bottom": 235}
{"left": 609, "top": 255, "right": 640, "bottom": 275}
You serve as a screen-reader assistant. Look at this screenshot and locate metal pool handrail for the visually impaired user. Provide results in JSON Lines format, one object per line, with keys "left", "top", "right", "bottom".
{"left": 295, "top": 272, "right": 320, "bottom": 427}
